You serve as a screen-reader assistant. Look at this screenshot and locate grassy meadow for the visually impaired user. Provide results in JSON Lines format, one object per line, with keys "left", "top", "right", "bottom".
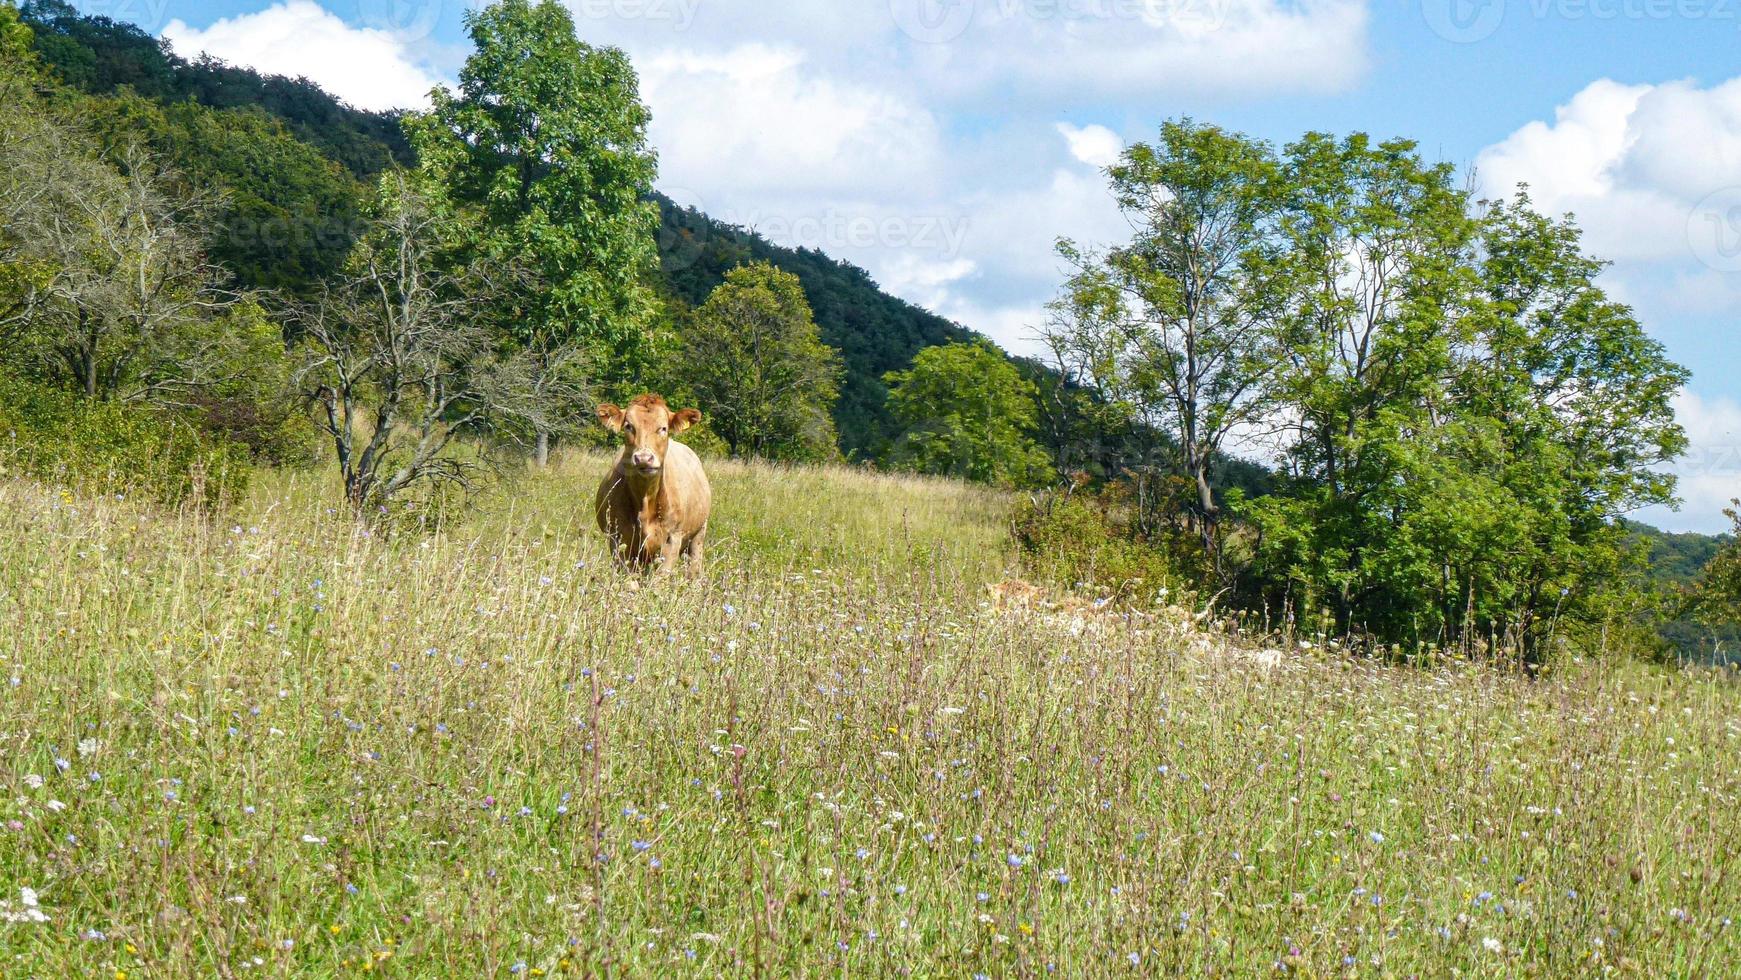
{"left": 1, "top": 454, "right": 1739, "bottom": 976}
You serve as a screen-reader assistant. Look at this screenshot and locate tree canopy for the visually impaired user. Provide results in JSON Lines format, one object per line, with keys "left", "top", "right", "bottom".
{"left": 884, "top": 342, "right": 1051, "bottom": 488}
{"left": 677, "top": 262, "right": 842, "bottom": 463}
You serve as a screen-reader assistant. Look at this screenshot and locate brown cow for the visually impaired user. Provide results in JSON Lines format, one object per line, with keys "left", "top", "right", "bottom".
{"left": 594, "top": 394, "right": 712, "bottom": 575}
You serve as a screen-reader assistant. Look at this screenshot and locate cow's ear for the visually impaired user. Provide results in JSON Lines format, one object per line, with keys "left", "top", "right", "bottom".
{"left": 670, "top": 408, "right": 702, "bottom": 434}
{"left": 596, "top": 403, "right": 625, "bottom": 433}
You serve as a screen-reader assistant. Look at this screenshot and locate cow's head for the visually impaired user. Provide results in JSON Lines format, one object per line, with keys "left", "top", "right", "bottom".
{"left": 597, "top": 394, "right": 701, "bottom": 477}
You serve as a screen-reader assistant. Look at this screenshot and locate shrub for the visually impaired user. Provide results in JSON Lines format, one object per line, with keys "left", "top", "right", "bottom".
{"left": 0, "top": 373, "right": 249, "bottom": 508}
{"left": 185, "top": 391, "right": 320, "bottom": 468}
{"left": 1011, "top": 490, "right": 1187, "bottom": 603}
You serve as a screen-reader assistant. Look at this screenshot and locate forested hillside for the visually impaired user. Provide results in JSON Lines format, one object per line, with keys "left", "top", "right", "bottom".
{"left": 18, "top": 0, "right": 987, "bottom": 455}
{"left": 656, "top": 200, "right": 983, "bottom": 455}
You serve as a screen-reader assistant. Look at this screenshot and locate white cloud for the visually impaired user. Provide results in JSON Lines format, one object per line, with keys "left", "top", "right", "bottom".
{"left": 905, "top": 0, "right": 1370, "bottom": 106}
{"left": 1057, "top": 123, "right": 1123, "bottom": 169}
{"left": 569, "top": 0, "right": 1370, "bottom": 106}
{"left": 163, "top": 0, "right": 441, "bottom": 112}
{"left": 639, "top": 45, "right": 944, "bottom": 199}
{"left": 1636, "top": 391, "right": 1741, "bottom": 534}
{"left": 1475, "top": 76, "right": 1741, "bottom": 265}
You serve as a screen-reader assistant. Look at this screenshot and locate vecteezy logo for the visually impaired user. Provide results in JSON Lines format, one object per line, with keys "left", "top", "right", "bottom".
{"left": 1140, "top": 0, "right": 1233, "bottom": 38}
{"left": 889, "top": 0, "right": 977, "bottom": 43}
{"left": 355, "top": 0, "right": 444, "bottom": 43}
{"left": 1420, "top": 0, "right": 1504, "bottom": 43}
{"left": 1689, "top": 188, "right": 1741, "bottom": 274}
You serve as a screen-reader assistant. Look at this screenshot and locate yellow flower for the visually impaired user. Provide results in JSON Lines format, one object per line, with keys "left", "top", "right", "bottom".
{"left": 1018, "top": 923, "right": 1034, "bottom": 936}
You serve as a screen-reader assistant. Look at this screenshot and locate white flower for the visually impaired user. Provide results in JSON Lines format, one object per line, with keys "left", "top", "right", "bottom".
{"left": 1482, "top": 937, "right": 1503, "bottom": 954}
{"left": 301, "top": 835, "right": 327, "bottom": 845}
{"left": 0, "top": 887, "right": 49, "bottom": 924}
{"left": 45, "top": 800, "right": 65, "bottom": 813}
{"left": 76, "top": 738, "right": 100, "bottom": 758}
{"left": 22, "top": 774, "right": 42, "bottom": 789}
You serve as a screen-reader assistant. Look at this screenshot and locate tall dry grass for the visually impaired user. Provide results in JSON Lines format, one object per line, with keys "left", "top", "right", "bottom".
{"left": 0, "top": 454, "right": 1737, "bottom": 976}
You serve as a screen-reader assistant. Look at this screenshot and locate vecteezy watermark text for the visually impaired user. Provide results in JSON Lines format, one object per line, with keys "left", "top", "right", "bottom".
{"left": 1424, "top": 0, "right": 1741, "bottom": 43}
{"left": 571, "top": 0, "right": 702, "bottom": 31}
{"left": 890, "top": 0, "right": 1232, "bottom": 44}
{"left": 731, "top": 209, "right": 972, "bottom": 258}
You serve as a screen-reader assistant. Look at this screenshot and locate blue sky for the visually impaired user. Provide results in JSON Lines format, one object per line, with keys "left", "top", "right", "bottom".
{"left": 87, "top": 0, "right": 1741, "bottom": 531}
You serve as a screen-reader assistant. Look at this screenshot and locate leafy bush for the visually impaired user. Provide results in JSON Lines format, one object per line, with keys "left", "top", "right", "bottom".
{"left": 1011, "top": 490, "right": 1187, "bottom": 603}
{"left": 0, "top": 373, "right": 249, "bottom": 507}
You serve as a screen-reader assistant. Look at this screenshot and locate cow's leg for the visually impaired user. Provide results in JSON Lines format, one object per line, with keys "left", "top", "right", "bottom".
{"left": 682, "top": 528, "right": 706, "bottom": 577}
{"left": 654, "top": 533, "right": 684, "bottom": 577}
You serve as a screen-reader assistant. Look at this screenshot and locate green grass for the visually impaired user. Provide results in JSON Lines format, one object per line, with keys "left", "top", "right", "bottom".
{"left": 1, "top": 455, "right": 1738, "bottom": 976}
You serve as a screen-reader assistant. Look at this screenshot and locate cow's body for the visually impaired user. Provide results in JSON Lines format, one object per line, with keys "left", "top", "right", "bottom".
{"left": 594, "top": 395, "right": 711, "bottom": 574}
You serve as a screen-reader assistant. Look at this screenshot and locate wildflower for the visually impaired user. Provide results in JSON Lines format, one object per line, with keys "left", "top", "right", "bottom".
{"left": 0, "top": 887, "right": 48, "bottom": 924}
{"left": 1369, "top": 831, "right": 1384, "bottom": 845}
{"left": 1007, "top": 854, "right": 1023, "bottom": 869}
{"left": 1482, "top": 937, "right": 1503, "bottom": 954}
{"left": 1127, "top": 952, "right": 1141, "bottom": 967}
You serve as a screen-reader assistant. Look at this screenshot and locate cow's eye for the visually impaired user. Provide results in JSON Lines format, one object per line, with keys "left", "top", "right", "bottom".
{"left": 624, "top": 424, "right": 634, "bottom": 434}
{"left": 659, "top": 426, "right": 668, "bottom": 434}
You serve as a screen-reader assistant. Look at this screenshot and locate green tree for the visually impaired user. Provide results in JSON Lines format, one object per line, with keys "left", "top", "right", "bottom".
{"left": 1699, "top": 503, "right": 1741, "bottom": 629}
{"left": 1239, "top": 132, "right": 1478, "bottom": 644}
{"left": 1240, "top": 136, "right": 1687, "bottom": 659}
{"left": 1047, "top": 120, "right": 1287, "bottom": 567}
{"left": 1, "top": 2, "right": 29, "bottom": 66}
{"left": 678, "top": 262, "right": 841, "bottom": 462}
{"left": 883, "top": 342, "right": 1051, "bottom": 487}
{"left": 407, "top": 0, "right": 660, "bottom": 466}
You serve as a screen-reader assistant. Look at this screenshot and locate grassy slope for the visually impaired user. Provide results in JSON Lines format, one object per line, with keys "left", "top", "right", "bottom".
{"left": 1, "top": 460, "right": 1739, "bottom": 976}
